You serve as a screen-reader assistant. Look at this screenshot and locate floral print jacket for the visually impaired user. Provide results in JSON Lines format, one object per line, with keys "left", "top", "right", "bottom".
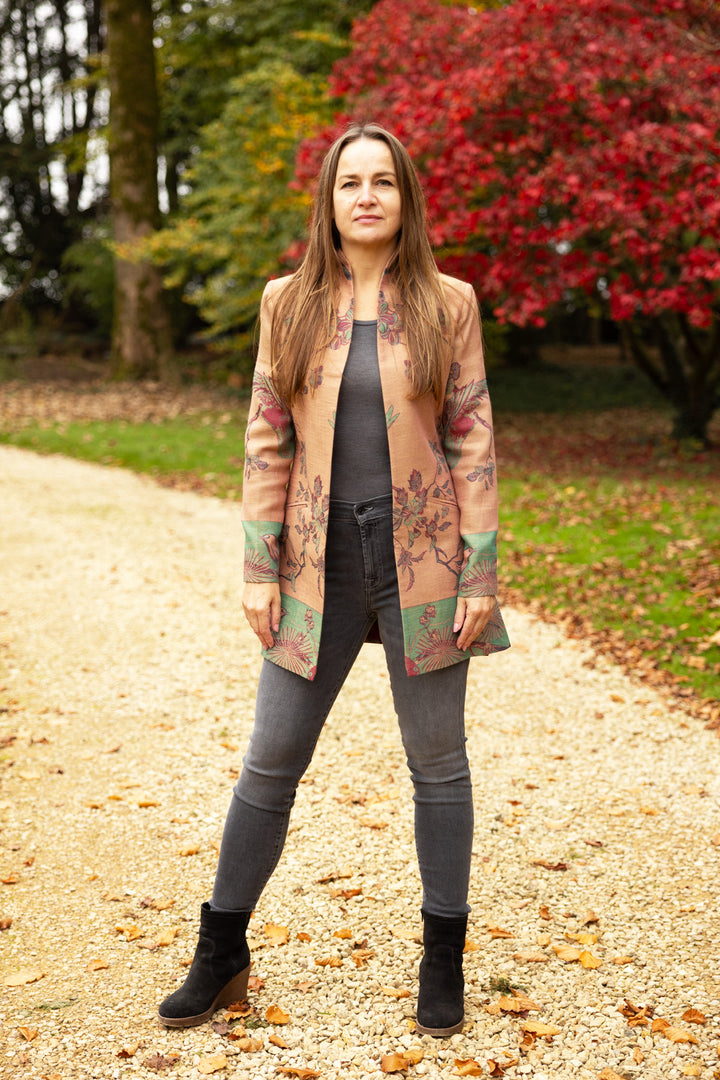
{"left": 242, "top": 268, "right": 510, "bottom": 680}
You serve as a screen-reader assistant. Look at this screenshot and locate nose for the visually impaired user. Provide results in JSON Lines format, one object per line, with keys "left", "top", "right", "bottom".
{"left": 357, "top": 183, "right": 377, "bottom": 205}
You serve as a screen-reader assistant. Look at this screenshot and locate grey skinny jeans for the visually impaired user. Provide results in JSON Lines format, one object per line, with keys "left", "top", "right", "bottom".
{"left": 212, "top": 494, "right": 473, "bottom": 918}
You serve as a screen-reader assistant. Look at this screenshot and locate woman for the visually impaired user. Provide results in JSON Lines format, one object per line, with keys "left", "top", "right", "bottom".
{"left": 158, "top": 123, "right": 509, "bottom": 1037}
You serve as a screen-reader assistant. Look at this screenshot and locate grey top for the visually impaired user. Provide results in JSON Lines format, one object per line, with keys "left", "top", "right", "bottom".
{"left": 330, "top": 320, "right": 392, "bottom": 502}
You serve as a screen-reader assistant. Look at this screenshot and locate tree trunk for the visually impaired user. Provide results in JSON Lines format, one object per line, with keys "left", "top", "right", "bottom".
{"left": 106, "top": 0, "right": 174, "bottom": 380}
{"left": 621, "top": 314, "right": 719, "bottom": 444}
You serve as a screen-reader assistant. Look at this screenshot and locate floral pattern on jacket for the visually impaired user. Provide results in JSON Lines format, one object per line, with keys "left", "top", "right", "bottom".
{"left": 242, "top": 268, "right": 510, "bottom": 679}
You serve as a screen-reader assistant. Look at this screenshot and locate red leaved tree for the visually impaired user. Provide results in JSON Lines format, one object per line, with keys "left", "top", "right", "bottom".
{"left": 297, "top": 0, "right": 720, "bottom": 441}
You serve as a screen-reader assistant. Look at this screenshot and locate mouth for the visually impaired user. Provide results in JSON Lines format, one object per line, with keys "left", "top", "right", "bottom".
{"left": 354, "top": 215, "right": 381, "bottom": 223}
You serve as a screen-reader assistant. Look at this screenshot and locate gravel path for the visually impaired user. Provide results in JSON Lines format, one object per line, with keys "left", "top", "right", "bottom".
{"left": 1, "top": 445, "right": 718, "bottom": 1080}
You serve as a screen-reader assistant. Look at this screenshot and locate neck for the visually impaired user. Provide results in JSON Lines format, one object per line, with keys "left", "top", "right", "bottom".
{"left": 340, "top": 241, "right": 395, "bottom": 290}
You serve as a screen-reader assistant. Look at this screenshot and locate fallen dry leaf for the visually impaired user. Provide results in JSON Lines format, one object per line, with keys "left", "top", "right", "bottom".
{"left": 291, "top": 978, "right": 319, "bottom": 992}
{"left": 521, "top": 1021, "right": 561, "bottom": 1038}
{"left": 85, "top": 958, "right": 109, "bottom": 972}
{"left": 179, "top": 845, "right": 200, "bottom": 857}
{"left": 612, "top": 955, "right": 634, "bottom": 965}
{"left": 351, "top": 948, "right": 376, "bottom": 968}
{"left": 681, "top": 1008, "right": 707, "bottom": 1025}
{"left": 0, "top": 915, "right": 12, "bottom": 930}
{"left": 538, "top": 904, "right": 551, "bottom": 921}
{"left": 454, "top": 1059, "right": 484, "bottom": 1076}
{"left": 18, "top": 1026, "right": 39, "bottom": 1041}
{"left": 197, "top": 1054, "right": 227, "bottom": 1074}
{"left": 651, "top": 1018, "right": 699, "bottom": 1044}
{"left": 328, "top": 887, "right": 362, "bottom": 900}
{"left": 143, "top": 1052, "right": 180, "bottom": 1072}
{"left": 115, "top": 923, "right": 144, "bottom": 941}
{"left": 269, "top": 1034, "right": 289, "bottom": 1048}
{"left": 379, "top": 986, "right": 411, "bottom": 999}
{"left": 296, "top": 931, "right": 312, "bottom": 942}
{"left": 155, "top": 926, "right": 180, "bottom": 947}
{"left": 381, "top": 1049, "right": 423, "bottom": 1072}
{"left": 618, "top": 1000, "right": 654, "bottom": 1026}
{"left": 231, "top": 1036, "right": 263, "bottom": 1052}
{"left": 4, "top": 968, "right": 45, "bottom": 986}
{"left": 117, "top": 1042, "right": 140, "bottom": 1058}
{"left": 513, "top": 950, "right": 549, "bottom": 963}
{"left": 552, "top": 943, "right": 582, "bottom": 962}
{"left": 455, "top": 1058, "right": 483, "bottom": 1075}
{"left": 518, "top": 1030, "right": 535, "bottom": 1053}
{"left": 497, "top": 989, "right": 543, "bottom": 1014}
{"left": 633, "top": 1048, "right": 644, "bottom": 1064}
{"left": 531, "top": 859, "right": 569, "bottom": 871}
{"left": 487, "top": 924, "right": 514, "bottom": 939}
{"left": 315, "top": 956, "right": 342, "bottom": 968}
{"left": 1, "top": 873, "right": 20, "bottom": 884}
{"left": 248, "top": 975, "right": 265, "bottom": 991}
{"left": 333, "top": 927, "right": 352, "bottom": 939}
{"left": 266, "top": 1004, "right": 290, "bottom": 1024}
{"left": 137, "top": 799, "right": 160, "bottom": 808}
{"left": 359, "top": 818, "right": 388, "bottom": 829}
{"left": 579, "top": 950, "right": 601, "bottom": 969}
{"left": 265, "top": 923, "right": 289, "bottom": 946}
{"left": 598, "top": 1069, "right": 625, "bottom": 1080}
{"left": 565, "top": 931, "right": 599, "bottom": 945}
{"left": 681, "top": 1067, "right": 702, "bottom": 1077}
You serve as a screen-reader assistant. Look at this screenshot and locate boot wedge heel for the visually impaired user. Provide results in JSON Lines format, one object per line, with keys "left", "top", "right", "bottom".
{"left": 158, "top": 962, "right": 250, "bottom": 1028}
{"left": 415, "top": 1015, "right": 464, "bottom": 1037}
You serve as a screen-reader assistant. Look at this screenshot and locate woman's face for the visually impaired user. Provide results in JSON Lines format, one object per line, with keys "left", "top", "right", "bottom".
{"left": 332, "top": 138, "right": 402, "bottom": 256}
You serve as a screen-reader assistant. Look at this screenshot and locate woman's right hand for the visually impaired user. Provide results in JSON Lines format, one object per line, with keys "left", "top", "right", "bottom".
{"left": 242, "top": 582, "right": 281, "bottom": 648}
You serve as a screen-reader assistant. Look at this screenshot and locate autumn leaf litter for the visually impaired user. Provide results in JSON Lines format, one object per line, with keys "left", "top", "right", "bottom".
{"left": 0, "top": 446, "right": 719, "bottom": 1080}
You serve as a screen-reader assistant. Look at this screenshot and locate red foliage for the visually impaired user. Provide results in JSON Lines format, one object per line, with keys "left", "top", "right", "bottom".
{"left": 296, "top": 0, "right": 720, "bottom": 330}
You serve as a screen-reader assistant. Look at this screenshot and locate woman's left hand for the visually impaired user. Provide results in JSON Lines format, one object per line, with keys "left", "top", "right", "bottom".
{"left": 453, "top": 595, "right": 496, "bottom": 651}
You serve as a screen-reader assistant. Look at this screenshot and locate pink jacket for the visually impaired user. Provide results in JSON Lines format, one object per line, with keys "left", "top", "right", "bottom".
{"left": 242, "top": 268, "right": 510, "bottom": 680}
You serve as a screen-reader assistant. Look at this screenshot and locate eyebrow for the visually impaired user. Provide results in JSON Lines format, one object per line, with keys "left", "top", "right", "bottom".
{"left": 337, "top": 171, "right": 396, "bottom": 181}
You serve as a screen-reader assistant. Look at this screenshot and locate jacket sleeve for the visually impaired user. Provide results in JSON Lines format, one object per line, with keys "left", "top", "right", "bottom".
{"left": 441, "top": 281, "right": 499, "bottom": 597}
{"left": 241, "top": 280, "right": 295, "bottom": 583}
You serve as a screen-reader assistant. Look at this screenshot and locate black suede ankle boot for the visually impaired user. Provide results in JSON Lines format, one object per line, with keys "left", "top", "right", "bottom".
{"left": 158, "top": 903, "right": 251, "bottom": 1028}
{"left": 415, "top": 909, "right": 467, "bottom": 1037}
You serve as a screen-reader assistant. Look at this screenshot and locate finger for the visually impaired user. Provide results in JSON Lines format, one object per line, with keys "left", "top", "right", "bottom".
{"left": 269, "top": 591, "right": 281, "bottom": 634}
{"left": 453, "top": 597, "right": 466, "bottom": 634}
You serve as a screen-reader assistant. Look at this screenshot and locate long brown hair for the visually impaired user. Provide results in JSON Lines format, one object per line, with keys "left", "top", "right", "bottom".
{"left": 269, "top": 123, "right": 454, "bottom": 406}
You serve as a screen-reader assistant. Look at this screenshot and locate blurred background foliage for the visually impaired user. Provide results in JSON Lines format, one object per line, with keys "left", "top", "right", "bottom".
{"left": 0, "top": 0, "right": 718, "bottom": 438}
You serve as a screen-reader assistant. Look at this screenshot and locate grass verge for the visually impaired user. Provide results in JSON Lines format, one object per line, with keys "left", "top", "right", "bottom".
{"left": 0, "top": 414, "right": 247, "bottom": 500}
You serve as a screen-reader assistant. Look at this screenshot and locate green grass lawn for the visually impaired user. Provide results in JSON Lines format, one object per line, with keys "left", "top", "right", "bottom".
{"left": 0, "top": 414, "right": 248, "bottom": 499}
{"left": 1, "top": 363, "right": 718, "bottom": 711}
{"left": 501, "top": 475, "right": 719, "bottom": 703}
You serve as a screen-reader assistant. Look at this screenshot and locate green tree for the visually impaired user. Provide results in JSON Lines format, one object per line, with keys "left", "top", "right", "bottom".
{"left": 106, "top": 0, "right": 174, "bottom": 379}
{"left": 147, "top": 60, "right": 327, "bottom": 365}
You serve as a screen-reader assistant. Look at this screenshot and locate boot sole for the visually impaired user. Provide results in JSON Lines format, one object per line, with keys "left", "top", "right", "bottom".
{"left": 415, "top": 1016, "right": 464, "bottom": 1037}
{"left": 157, "top": 963, "right": 251, "bottom": 1028}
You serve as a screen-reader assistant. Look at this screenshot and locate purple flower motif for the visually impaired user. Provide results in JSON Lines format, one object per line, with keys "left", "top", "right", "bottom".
{"left": 378, "top": 291, "right": 403, "bottom": 345}
{"left": 419, "top": 604, "right": 436, "bottom": 626}
{"left": 330, "top": 301, "right": 353, "bottom": 349}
